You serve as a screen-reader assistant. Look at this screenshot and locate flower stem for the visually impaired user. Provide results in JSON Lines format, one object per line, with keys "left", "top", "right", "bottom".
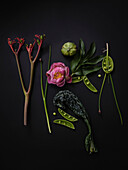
{"left": 15, "top": 53, "right": 35, "bottom": 126}
{"left": 40, "top": 60, "right": 51, "bottom": 133}
{"left": 15, "top": 53, "right": 26, "bottom": 95}
{"left": 24, "top": 94, "right": 29, "bottom": 126}
{"left": 109, "top": 74, "right": 123, "bottom": 125}
{"left": 45, "top": 45, "right": 51, "bottom": 98}
{"left": 98, "top": 73, "right": 107, "bottom": 113}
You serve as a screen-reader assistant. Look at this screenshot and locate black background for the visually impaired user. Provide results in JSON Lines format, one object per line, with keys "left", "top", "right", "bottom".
{"left": 0, "top": 1, "right": 128, "bottom": 169}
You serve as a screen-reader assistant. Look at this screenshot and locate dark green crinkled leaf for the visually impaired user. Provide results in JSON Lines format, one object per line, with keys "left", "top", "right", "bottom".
{"left": 85, "top": 55, "right": 104, "bottom": 65}
{"left": 82, "top": 65, "right": 101, "bottom": 76}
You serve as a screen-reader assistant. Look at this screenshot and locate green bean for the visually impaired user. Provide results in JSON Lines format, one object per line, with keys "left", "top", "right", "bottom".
{"left": 58, "top": 108, "right": 78, "bottom": 122}
{"left": 102, "top": 56, "right": 114, "bottom": 74}
{"left": 53, "top": 119, "right": 75, "bottom": 129}
{"left": 83, "top": 76, "right": 98, "bottom": 93}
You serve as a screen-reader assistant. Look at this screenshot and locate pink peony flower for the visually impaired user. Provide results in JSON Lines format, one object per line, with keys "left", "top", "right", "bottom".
{"left": 46, "top": 62, "right": 72, "bottom": 87}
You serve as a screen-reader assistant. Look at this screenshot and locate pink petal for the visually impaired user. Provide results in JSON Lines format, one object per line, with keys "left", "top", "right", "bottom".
{"left": 56, "top": 76, "right": 64, "bottom": 83}
{"left": 66, "top": 75, "right": 72, "bottom": 83}
{"left": 64, "top": 66, "right": 70, "bottom": 77}
{"left": 56, "top": 79, "right": 65, "bottom": 87}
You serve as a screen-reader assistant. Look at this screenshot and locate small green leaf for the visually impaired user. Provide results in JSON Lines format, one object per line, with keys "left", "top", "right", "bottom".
{"left": 72, "top": 76, "right": 83, "bottom": 83}
{"left": 70, "top": 52, "right": 81, "bottom": 72}
{"left": 85, "top": 55, "right": 104, "bottom": 65}
{"left": 83, "top": 76, "right": 98, "bottom": 93}
{"left": 79, "top": 39, "right": 85, "bottom": 57}
{"left": 72, "top": 68, "right": 83, "bottom": 76}
{"left": 82, "top": 65, "right": 101, "bottom": 76}
{"left": 83, "top": 42, "right": 96, "bottom": 62}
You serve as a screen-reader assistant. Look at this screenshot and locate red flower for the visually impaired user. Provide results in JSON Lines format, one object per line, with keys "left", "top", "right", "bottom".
{"left": 26, "top": 39, "right": 36, "bottom": 54}
{"left": 16, "top": 37, "right": 25, "bottom": 53}
{"left": 8, "top": 37, "right": 25, "bottom": 54}
{"left": 16, "top": 37, "right": 25, "bottom": 46}
{"left": 35, "top": 34, "right": 46, "bottom": 46}
{"left": 8, "top": 38, "right": 16, "bottom": 53}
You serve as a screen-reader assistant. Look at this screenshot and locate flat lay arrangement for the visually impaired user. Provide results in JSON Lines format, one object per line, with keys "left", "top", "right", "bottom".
{"left": 8, "top": 35, "right": 123, "bottom": 154}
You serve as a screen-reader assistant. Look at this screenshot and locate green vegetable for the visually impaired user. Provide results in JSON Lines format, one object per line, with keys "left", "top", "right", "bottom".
{"left": 98, "top": 43, "right": 123, "bottom": 125}
{"left": 98, "top": 74, "right": 101, "bottom": 78}
{"left": 53, "top": 119, "right": 75, "bottom": 129}
{"left": 102, "top": 56, "right": 114, "bottom": 74}
{"left": 40, "top": 45, "right": 52, "bottom": 133}
{"left": 58, "top": 108, "right": 78, "bottom": 122}
{"left": 70, "top": 39, "right": 104, "bottom": 93}
{"left": 72, "top": 76, "right": 83, "bottom": 83}
{"left": 53, "top": 112, "right": 56, "bottom": 116}
{"left": 83, "top": 76, "right": 97, "bottom": 93}
{"left": 53, "top": 90, "right": 97, "bottom": 154}
{"left": 61, "top": 42, "right": 77, "bottom": 56}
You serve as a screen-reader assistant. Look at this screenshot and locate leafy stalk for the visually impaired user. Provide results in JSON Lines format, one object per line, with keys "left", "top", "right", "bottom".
{"left": 109, "top": 74, "right": 123, "bottom": 125}
{"left": 70, "top": 39, "right": 104, "bottom": 93}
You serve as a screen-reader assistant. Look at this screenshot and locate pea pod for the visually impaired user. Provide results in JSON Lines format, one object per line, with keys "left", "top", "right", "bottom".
{"left": 58, "top": 108, "right": 78, "bottom": 122}
{"left": 53, "top": 119, "right": 75, "bottom": 129}
{"left": 72, "top": 76, "right": 83, "bottom": 83}
{"left": 83, "top": 76, "right": 98, "bottom": 93}
{"left": 102, "top": 56, "right": 114, "bottom": 74}
{"left": 98, "top": 43, "right": 123, "bottom": 125}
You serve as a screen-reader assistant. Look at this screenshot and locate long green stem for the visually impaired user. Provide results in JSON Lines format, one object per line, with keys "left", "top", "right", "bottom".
{"left": 40, "top": 61, "right": 51, "bottom": 133}
{"left": 98, "top": 73, "right": 107, "bottom": 113}
{"left": 109, "top": 74, "right": 123, "bottom": 125}
{"left": 45, "top": 45, "right": 51, "bottom": 98}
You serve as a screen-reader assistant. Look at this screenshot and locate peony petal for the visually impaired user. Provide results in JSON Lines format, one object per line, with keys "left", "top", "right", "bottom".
{"left": 56, "top": 76, "right": 64, "bottom": 83}
{"left": 56, "top": 62, "right": 65, "bottom": 68}
{"left": 66, "top": 75, "right": 72, "bottom": 83}
{"left": 56, "top": 79, "right": 65, "bottom": 87}
{"left": 65, "top": 66, "right": 70, "bottom": 77}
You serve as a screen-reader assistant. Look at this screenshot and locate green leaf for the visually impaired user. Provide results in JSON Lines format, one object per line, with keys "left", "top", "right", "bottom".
{"left": 72, "top": 76, "right": 83, "bottom": 83}
{"left": 83, "top": 42, "right": 96, "bottom": 62}
{"left": 85, "top": 55, "right": 104, "bottom": 65}
{"left": 72, "top": 68, "right": 83, "bottom": 76}
{"left": 70, "top": 52, "right": 81, "bottom": 72}
{"left": 79, "top": 39, "right": 85, "bottom": 57}
{"left": 82, "top": 65, "right": 101, "bottom": 76}
{"left": 83, "top": 76, "right": 98, "bottom": 93}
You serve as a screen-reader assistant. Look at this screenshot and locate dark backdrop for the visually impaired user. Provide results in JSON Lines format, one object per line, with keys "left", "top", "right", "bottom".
{"left": 0, "top": 1, "right": 128, "bottom": 169}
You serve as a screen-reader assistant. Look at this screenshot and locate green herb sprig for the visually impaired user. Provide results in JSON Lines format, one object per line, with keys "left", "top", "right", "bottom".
{"left": 70, "top": 39, "right": 104, "bottom": 93}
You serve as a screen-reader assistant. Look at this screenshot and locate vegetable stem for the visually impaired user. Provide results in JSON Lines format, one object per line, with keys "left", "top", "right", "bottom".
{"left": 24, "top": 94, "right": 29, "bottom": 126}
{"left": 15, "top": 54, "right": 26, "bottom": 95}
{"left": 109, "top": 74, "right": 123, "bottom": 125}
{"left": 45, "top": 45, "right": 51, "bottom": 98}
{"left": 40, "top": 60, "right": 51, "bottom": 133}
{"left": 98, "top": 73, "right": 107, "bottom": 113}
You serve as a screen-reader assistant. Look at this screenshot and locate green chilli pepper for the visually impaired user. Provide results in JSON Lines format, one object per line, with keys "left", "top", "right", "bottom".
{"left": 53, "top": 119, "right": 75, "bottom": 129}
{"left": 58, "top": 108, "right": 78, "bottom": 122}
{"left": 61, "top": 42, "right": 77, "bottom": 56}
{"left": 98, "top": 43, "right": 123, "bottom": 125}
